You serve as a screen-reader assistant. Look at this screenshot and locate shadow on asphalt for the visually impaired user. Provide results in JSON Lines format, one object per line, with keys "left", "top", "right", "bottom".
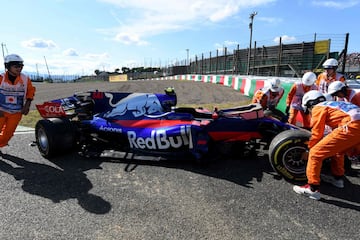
{"left": 318, "top": 176, "right": 360, "bottom": 211}
{"left": 100, "top": 152, "right": 273, "bottom": 188}
{"left": 99, "top": 151, "right": 360, "bottom": 211}
{"left": 0, "top": 153, "right": 111, "bottom": 214}
{"left": 1, "top": 150, "right": 359, "bottom": 213}
{"left": 315, "top": 162, "right": 360, "bottom": 210}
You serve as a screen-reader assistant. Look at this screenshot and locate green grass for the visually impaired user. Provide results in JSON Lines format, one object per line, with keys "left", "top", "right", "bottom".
{"left": 19, "top": 99, "right": 251, "bottom": 128}
{"left": 19, "top": 110, "right": 41, "bottom": 128}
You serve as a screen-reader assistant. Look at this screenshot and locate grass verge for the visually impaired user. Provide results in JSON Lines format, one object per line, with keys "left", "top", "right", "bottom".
{"left": 19, "top": 110, "right": 41, "bottom": 128}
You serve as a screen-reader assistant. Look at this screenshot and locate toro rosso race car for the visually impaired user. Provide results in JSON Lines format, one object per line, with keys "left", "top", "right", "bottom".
{"left": 35, "top": 88, "right": 311, "bottom": 181}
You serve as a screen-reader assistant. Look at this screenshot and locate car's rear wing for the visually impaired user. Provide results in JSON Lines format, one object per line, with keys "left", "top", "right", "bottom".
{"left": 36, "top": 96, "right": 79, "bottom": 118}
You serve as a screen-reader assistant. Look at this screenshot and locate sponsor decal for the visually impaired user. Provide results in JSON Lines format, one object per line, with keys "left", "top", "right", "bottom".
{"left": 60, "top": 98, "right": 75, "bottom": 109}
{"left": 104, "top": 93, "right": 162, "bottom": 118}
{"left": 275, "top": 165, "right": 294, "bottom": 180}
{"left": 273, "top": 140, "right": 307, "bottom": 181}
{"left": 36, "top": 102, "right": 66, "bottom": 118}
{"left": 99, "top": 125, "right": 122, "bottom": 133}
{"left": 128, "top": 125, "right": 191, "bottom": 150}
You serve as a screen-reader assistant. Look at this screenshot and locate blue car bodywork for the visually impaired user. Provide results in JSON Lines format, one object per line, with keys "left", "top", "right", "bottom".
{"left": 35, "top": 89, "right": 298, "bottom": 161}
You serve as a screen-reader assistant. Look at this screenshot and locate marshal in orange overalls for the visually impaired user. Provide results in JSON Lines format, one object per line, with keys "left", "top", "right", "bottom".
{"left": 0, "top": 72, "right": 36, "bottom": 147}
{"left": 332, "top": 87, "right": 360, "bottom": 158}
{"left": 316, "top": 71, "right": 345, "bottom": 94}
{"left": 286, "top": 82, "right": 317, "bottom": 128}
{"left": 252, "top": 87, "right": 284, "bottom": 110}
{"left": 306, "top": 101, "right": 360, "bottom": 185}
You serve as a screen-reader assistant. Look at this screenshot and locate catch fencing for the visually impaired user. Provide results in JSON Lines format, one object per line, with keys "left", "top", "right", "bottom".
{"left": 169, "top": 33, "right": 349, "bottom": 78}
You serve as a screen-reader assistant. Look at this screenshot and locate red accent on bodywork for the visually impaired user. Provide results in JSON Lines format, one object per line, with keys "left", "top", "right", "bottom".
{"left": 208, "top": 131, "right": 262, "bottom": 141}
{"left": 91, "top": 91, "right": 104, "bottom": 99}
{"left": 36, "top": 102, "right": 67, "bottom": 118}
{"left": 112, "top": 119, "right": 196, "bottom": 128}
{"left": 197, "top": 139, "right": 207, "bottom": 145}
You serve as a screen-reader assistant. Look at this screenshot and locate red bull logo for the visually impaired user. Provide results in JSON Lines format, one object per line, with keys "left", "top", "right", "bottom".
{"left": 128, "top": 126, "right": 191, "bottom": 150}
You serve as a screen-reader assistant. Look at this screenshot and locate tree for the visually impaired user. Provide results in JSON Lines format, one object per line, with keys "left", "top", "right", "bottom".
{"left": 121, "top": 67, "right": 130, "bottom": 74}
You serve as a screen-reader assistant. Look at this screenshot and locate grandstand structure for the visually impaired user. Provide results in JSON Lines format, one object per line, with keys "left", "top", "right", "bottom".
{"left": 169, "top": 33, "right": 357, "bottom": 78}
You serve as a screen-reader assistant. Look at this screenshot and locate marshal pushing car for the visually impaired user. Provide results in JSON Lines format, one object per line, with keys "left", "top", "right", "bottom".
{"left": 34, "top": 87, "right": 311, "bottom": 181}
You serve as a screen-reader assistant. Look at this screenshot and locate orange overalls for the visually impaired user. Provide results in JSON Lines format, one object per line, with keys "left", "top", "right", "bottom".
{"left": 344, "top": 89, "right": 360, "bottom": 107}
{"left": 252, "top": 88, "right": 284, "bottom": 110}
{"left": 0, "top": 72, "right": 36, "bottom": 147}
{"left": 316, "top": 72, "right": 345, "bottom": 93}
{"left": 286, "top": 82, "right": 317, "bottom": 128}
{"left": 307, "top": 101, "right": 360, "bottom": 185}
{"left": 339, "top": 89, "right": 360, "bottom": 156}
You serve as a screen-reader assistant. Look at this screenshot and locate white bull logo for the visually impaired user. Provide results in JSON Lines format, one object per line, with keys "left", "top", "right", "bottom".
{"left": 103, "top": 93, "right": 163, "bottom": 118}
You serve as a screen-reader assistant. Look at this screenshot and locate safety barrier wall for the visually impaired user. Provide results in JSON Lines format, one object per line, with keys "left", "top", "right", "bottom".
{"left": 156, "top": 74, "right": 299, "bottom": 112}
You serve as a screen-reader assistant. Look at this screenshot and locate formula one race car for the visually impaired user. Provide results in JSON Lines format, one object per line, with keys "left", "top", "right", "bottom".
{"left": 34, "top": 87, "right": 310, "bottom": 181}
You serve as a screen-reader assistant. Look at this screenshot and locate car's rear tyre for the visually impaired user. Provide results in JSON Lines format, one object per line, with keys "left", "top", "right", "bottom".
{"left": 35, "top": 118, "right": 77, "bottom": 159}
{"left": 268, "top": 129, "right": 311, "bottom": 182}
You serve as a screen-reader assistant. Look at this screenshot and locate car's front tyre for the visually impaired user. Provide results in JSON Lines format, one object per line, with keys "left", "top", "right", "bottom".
{"left": 268, "top": 129, "right": 311, "bottom": 182}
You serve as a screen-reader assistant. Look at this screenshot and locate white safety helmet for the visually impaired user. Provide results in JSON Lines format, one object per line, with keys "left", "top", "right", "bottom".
{"left": 4, "top": 54, "right": 24, "bottom": 69}
{"left": 301, "top": 72, "right": 316, "bottom": 86}
{"left": 324, "top": 93, "right": 335, "bottom": 101}
{"left": 302, "top": 90, "right": 326, "bottom": 112}
{"left": 324, "top": 93, "right": 334, "bottom": 101}
{"left": 267, "top": 78, "right": 282, "bottom": 92}
{"left": 327, "top": 81, "right": 346, "bottom": 96}
{"left": 322, "top": 58, "right": 338, "bottom": 69}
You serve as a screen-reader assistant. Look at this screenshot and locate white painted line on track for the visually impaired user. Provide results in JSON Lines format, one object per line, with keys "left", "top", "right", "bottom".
{"left": 14, "top": 126, "right": 35, "bottom": 134}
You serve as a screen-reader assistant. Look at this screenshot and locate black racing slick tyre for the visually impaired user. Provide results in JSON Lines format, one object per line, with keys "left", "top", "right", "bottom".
{"left": 35, "top": 118, "right": 77, "bottom": 159}
{"left": 268, "top": 129, "right": 311, "bottom": 182}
